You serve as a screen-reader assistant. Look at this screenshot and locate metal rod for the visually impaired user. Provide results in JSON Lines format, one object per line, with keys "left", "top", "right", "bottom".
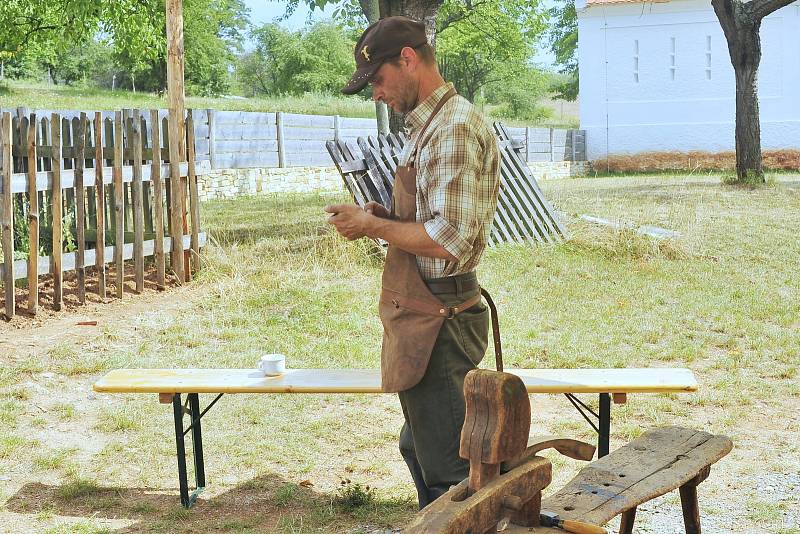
{"left": 172, "top": 393, "right": 190, "bottom": 507}
{"left": 188, "top": 393, "right": 206, "bottom": 488}
{"left": 564, "top": 393, "right": 600, "bottom": 434}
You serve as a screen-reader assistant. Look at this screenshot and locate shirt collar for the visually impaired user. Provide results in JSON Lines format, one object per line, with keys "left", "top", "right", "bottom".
{"left": 404, "top": 82, "right": 455, "bottom": 132}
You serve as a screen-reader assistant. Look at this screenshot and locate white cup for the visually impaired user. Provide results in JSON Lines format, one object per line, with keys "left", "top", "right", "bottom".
{"left": 259, "top": 354, "right": 286, "bottom": 376}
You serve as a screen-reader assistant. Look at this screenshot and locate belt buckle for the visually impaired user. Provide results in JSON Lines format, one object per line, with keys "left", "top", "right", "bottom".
{"left": 446, "top": 306, "right": 458, "bottom": 319}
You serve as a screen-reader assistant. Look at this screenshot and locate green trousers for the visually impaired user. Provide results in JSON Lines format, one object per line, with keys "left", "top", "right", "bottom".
{"left": 398, "top": 273, "right": 489, "bottom": 509}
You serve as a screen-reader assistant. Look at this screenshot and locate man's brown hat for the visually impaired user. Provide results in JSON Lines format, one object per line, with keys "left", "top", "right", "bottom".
{"left": 342, "top": 16, "right": 428, "bottom": 95}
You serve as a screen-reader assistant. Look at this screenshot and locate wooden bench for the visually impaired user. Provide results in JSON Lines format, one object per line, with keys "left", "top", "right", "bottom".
{"left": 406, "top": 370, "right": 731, "bottom": 534}
{"left": 93, "top": 367, "right": 698, "bottom": 508}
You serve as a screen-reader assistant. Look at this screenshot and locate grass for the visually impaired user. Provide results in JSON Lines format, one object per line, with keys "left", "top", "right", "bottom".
{"left": 1, "top": 173, "right": 798, "bottom": 532}
{"left": 0, "top": 80, "right": 377, "bottom": 118}
{"left": 0, "top": 80, "right": 579, "bottom": 128}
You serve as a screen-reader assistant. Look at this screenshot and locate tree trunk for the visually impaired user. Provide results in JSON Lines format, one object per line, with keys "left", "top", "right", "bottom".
{"left": 361, "top": 0, "right": 390, "bottom": 135}
{"left": 732, "top": 37, "right": 763, "bottom": 182}
{"left": 379, "top": 0, "right": 445, "bottom": 134}
{"left": 710, "top": 0, "right": 795, "bottom": 184}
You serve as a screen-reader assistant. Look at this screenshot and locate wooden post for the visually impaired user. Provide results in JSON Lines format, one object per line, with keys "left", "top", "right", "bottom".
{"left": 334, "top": 115, "right": 340, "bottom": 142}
{"left": 113, "top": 111, "right": 125, "bottom": 298}
{"left": 150, "top": 110, "right": 166, "bottom": 290}
{"left": 132, "top": 109, "right": 145, "bottom": 293}
{"left": 187, "top": 110, "right": 201, "bottom": 275}
{"left": 207, "top": 108, "right": 216, "bottom": 170}
{"left": 570, "top": 130, "right": 577, "bottom": 162}
{"left": 75, "top": 113, "right": 87, "bottom": 304}
{"left": 167, "top": 114, "right": 185, "bottom": 285}
{"left": 94, "top": 112, "right": 106, "bottom": 300}
{"left": 166, "top": 0, "right": 187, "bottom": 161}
{"left": 549, "top": 127, "right": 555, "bottom": 162}
{"left": 1, "top": 112, "right": 14, "bottom": 319}
{"left": 276, "top": 111, "right": 286, "bottom": 168}
{"left": 51, "top": 113, "right": 63, "bottom": 311}
{"left": 27, "top": 113, "right": 39, "bottom": 313}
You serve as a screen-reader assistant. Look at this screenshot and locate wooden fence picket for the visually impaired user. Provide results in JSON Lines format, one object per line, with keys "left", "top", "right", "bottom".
{"left": 75, "top": 113, "right": 87, "bottom": 303}
{"left": 150, "top": 109, "right": 166, "bottom": 290}
{"left": 27, "top": 113, "right": 39, "bottom": 313}
{"left": 1, "top": 112, "right": 14, "bottom": 319}
{"left": 113, "top": 111, "right": 125, "bottom": 298}
{"left": 51, "top": 113, "right": 64, "bottom": 311}
{"left": 94, "top": 112, "right": 107, "bottom": 300}
{"left": 132, "top": 109, "right": 145, "bottom": 293}
{"left": 187, "top": 110, "right": 201, "bottom": 275}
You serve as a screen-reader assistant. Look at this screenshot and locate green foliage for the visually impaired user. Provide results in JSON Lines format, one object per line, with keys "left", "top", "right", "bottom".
{"left": 437, "top": 0, "right": 547, "bottom": 102}
{"left": 722, "top": 169, "right": 768, "bottom": 187}
{"left": 238, "top": 22, "right": 356, "bottom": 97}
{"left": 546, "top": 0, "right": 578, "bottom": 101}
{"left": 487, "top": 70, "right": 553, "bottom": 122}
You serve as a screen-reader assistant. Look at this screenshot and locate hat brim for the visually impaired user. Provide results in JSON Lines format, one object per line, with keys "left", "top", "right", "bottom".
{"left": 341, "top": 62, "right": 382, "bottom": 95}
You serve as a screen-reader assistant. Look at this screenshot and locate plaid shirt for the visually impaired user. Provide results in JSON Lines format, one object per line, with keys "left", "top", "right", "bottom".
{"left": 400, "top": 82, "right": 500, "bottom": 279}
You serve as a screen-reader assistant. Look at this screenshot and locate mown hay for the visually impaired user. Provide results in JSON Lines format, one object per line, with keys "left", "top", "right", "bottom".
{"left": 592, "top": 149, "right": 800, "bottom": 174}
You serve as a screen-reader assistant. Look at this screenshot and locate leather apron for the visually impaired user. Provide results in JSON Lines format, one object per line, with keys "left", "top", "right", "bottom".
{"left": 379, "top": 88, "right": 482, "bottom": 393}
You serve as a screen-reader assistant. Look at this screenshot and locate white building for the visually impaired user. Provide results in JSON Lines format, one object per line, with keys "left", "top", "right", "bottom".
{"left": 577, "top": 0, "right": 800, "bottom": 160}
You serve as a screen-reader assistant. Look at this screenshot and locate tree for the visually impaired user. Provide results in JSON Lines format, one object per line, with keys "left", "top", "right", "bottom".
{"left": 711, "top": 0, "right": 794, "bottom": 184}
{"left": 436, "top": 0, "right": 546, "bottom": 102}
{"left": 546, "top": 0, "right": 577, "bottom": 101}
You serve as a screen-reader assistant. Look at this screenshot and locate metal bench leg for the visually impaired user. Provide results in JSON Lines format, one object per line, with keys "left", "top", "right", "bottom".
{"left": 172, "top": 393, "right": 191, "bottom": 508}
{"left": 188, "top": 393, "right": 206, "bottom": 489}
{"left": 598, "top": 393, "right": 611, "bottom": 457}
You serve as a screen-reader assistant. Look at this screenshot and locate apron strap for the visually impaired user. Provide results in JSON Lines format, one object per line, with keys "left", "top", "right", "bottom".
{"left": 480, "top": 288, "right": 503, "bottom": 373}
{"left": 407, "top": 87, "right": 458, "bottom": 167}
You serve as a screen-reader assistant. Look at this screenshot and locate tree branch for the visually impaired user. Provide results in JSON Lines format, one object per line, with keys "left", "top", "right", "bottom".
{"left": 751, "top": 0, "right": 795, "bottom": 21}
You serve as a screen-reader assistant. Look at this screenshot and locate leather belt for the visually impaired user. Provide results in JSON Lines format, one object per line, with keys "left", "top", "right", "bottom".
{"left": 424, "top": 273, "right": 479, "bottom": 295}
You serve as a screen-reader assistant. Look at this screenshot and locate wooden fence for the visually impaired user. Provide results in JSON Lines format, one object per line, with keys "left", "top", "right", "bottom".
{"left": 205, "top": 110, "right": 586, "bottom": 170}
{"left": 0, "top": 108, "right": 207, "bottom": 320}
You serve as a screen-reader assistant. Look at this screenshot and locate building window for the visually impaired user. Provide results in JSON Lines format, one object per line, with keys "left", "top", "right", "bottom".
{"left": 634, "top": 40, "right": 640, "bottom": 83}
{"left": 670, "top": 37, "right": 677, "bottom": 80}
{"left": 705, "top": 35, "right": 712, "bottom": 80}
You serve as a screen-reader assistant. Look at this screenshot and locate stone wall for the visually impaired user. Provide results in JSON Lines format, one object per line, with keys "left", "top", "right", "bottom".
{"left": 197, "top": 166, "right": 344, "bottom": 201}
{"left": 527, "top": 161, "right": 589, "bottom": 180}
{"left": 196, "top": 161, "right": 587, "bottom": 201}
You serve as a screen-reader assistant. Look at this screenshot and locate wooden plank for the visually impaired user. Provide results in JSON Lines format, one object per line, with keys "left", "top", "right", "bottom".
{"left": 51, "top": 113, "right": 64, "bottom": 311}
{"left": 543, "top": 427, "right": 732, "bottom": 526}
{"left": 214, "top": 110, "right": 276, "bottom": 124}
{"left": 150, "top": 110, "right": 166, "bottom": 290}
{"left": 284, "top": 152, "right": 334, "bottom": 168}
{"left": 94, "top": 112, "right": 106, "bottom": 300}
{"left": 282, "top": 126, "right": 336, "bottom": 141}
{"left": 325, "top": 140, "right": 367, "bottom": 207}
{"left": 276, "top": 111, "right": 286, "bottom": 168}
{"left": 91, "top": 366, "right": 698, "bottom": 395}
{"left": 214, "top": 124, "right": 278, "bottom": 141}
{"left": 132, "top": 109, "right": 145, "bottom": 293}
{"left": 356, "top": 138, "right": 392, "bottom": 208}
{"left": 207, "top": 108, "right": 216, "bottom": 170}
{"left": 113, "top": 111, "right": 125, "bottom": 298}
{"left": 8, "top": 160, "right": 204, "bottom": 194}
{"left": 1, "top": 113, "right": 14, "bottom": 318}
{"left": 75, "top": 113, "right": 87, "bottom": 304}
{"left": 167, "top": 112, "right": 185, "bottom": 285}
{"left": 282, "top": 113, "right": 335, "bottom": 128}
{"left": 213, "top": 139, "right": 279, "bottom": 153}
{"left": 27, "top": 114, "right": 39, "bottom": 313}
{"left": 187, "top": 110, "right": 201, "bottom": 275}
{"left": 339, "top": 117, "right": 378, "bottom": 129}
{"left": 0, "top": 233, "right": 206, "bottom": 281}
{"left": 214, "top": 153, "right": 279, "bottom": 170}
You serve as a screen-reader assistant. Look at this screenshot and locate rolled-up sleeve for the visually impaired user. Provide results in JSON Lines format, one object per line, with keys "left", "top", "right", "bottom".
{"left": 420, "top": 122, "right": 483, "bottom": 261}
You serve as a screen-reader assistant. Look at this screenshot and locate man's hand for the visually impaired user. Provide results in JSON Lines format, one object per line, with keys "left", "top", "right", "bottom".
{"left": 364, "top": 201, "right": 391, "bottom": 219}
{"left": 325, "top": 203, "right": 374, "bottom": 240}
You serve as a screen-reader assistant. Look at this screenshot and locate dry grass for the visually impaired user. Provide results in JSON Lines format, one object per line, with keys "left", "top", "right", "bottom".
{"left": 592, "top": 149, "right": 800, "bottom": 174}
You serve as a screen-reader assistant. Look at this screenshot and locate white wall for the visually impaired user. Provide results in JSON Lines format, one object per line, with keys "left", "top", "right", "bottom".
{"left": 577, "top": 0, "right": 800, "bottom": 160}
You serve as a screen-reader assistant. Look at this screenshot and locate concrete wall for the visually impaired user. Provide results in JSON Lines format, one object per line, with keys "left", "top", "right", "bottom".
{"left": 577, "top": 0, "right": 800, "bottom": 160}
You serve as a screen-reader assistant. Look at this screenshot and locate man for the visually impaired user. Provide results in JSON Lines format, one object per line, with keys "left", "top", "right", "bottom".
{"left": 324, "top": 16, "right": 500, "bottom": 508}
